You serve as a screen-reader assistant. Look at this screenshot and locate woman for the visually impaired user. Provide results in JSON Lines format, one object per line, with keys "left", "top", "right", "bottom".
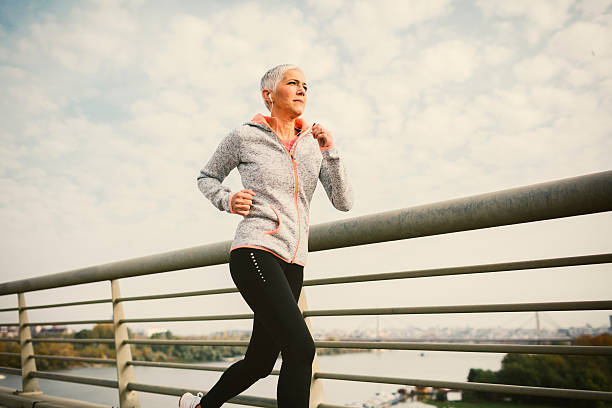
{"left": 180, "top": 64, "right": 353, "bottom": 408}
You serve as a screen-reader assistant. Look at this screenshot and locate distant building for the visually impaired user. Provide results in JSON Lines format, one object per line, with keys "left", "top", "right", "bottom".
{"left": 0, "top": 326, "right": 18, "bottom": 338}
{"left": 0, "top": 325, "right": 71, "bottom": 338}
{"left": 45, "top": 326, "right": 71, "bottom": 335}
{"left": 36, "top": 325, "right": 72, "bottom": 336}
{"left": 145, "top": 327, "right": 169, "bottom": 337}
{"left": 557, "top": 328, "right": 570, "bottom": 337}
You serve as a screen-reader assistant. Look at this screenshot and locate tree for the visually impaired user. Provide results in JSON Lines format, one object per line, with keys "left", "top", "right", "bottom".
{"left": 466, "top": 333, "right": 611, "bottom": 407}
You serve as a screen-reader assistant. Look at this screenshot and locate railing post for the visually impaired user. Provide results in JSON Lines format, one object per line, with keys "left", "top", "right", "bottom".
{"left": 17, "top": 293, "right": 41, "bottom": 395}
{"left": 298, "top": 288, "right": 326, "bottom": 408}
{"left": 111, "top": 279, "right": 140, "bottom": 408}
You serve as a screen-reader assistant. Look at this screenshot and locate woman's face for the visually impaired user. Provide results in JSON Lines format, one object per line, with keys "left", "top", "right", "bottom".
{"left": 270, "top": 69, "right": 307, "bottom": 117}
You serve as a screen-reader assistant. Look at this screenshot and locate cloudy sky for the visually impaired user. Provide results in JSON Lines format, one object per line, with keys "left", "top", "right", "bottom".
{"left": 1, "top": 0, "right": 611, "bottom": 336}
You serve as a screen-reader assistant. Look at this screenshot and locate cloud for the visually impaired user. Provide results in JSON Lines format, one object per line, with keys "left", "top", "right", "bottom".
{"left": 417, "top": 40, "right": 478, "bottom": 84}
{"left": 482, "top": 45, "right": 514, "bottom": 65}
{"left": 25, "top": 2, "right": 138, "bottom": 74}
{"left": 548, "top": 20, "right": 612, "bottom": 61}
{"left": 305, "top": 0, "right": 346, "bottom": 16}
{"left": 476, "top": 0, "right": 574, "bottom": 31}
{"left": 578, "top": 0, "right": 612, "bottom": 19}
{"left": 513, "top": 55, "right": 565, "bottom": 83}
{"left": 0, "top": 65, "right": 25, "bottom": 80}
{"left": 466, "top": 84, "right": 611, "bottom": 181}
{"left": 327, "top": 0, "right": 452, "bottom": 71}
{"left": 5, "top": 83, "right": 59, "bottom": 113}
{"left": 476, "top": 0, "right": 574, "bottom": 44}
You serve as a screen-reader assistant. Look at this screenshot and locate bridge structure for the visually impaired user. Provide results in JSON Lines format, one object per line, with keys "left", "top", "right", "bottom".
{"left": 1, "top": 170, "right": 612, "bottom": 407}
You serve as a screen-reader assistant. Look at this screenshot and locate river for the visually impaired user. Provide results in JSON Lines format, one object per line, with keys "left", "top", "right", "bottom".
{"left": 0, "top": 350, "right": 504, "bottom": 407}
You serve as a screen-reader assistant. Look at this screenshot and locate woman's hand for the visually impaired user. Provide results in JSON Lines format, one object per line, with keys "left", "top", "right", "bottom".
{"left": 312, "top": 123, "right": 333, "bottom": 149}
{"left": 231, "top": 189, "right": 256, "bottom": 216}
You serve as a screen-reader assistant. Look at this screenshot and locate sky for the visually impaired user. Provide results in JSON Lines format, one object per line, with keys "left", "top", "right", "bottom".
{"left": 0, "top": 0, "right": 611, "bottom": 337}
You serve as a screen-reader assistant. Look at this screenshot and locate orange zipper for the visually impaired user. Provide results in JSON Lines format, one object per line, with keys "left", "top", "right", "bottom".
{"left": 260, "top": 120, "right": 310, "bottom": 263}
{"left": 290, "top": 156, "right": 300, "bottom": 263}
{"left": 289, "top": 128, "right": 310, "bottom": 263}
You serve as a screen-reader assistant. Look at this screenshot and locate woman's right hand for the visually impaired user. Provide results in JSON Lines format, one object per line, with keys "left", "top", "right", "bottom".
{"left": 231, "top": 189, "right": 256, "bottom": 216}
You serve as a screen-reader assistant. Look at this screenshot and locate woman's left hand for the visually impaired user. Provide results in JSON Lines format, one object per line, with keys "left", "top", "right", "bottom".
{"left": 312, "top": 123, "right": 333, "bottom": 149}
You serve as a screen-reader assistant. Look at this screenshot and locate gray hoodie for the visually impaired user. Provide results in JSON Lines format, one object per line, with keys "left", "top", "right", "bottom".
{"left": 197, "top": 114, "right": 353, "bottom": 265}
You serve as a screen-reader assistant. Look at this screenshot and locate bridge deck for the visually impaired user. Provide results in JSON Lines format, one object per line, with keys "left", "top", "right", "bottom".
{"left": 0, "top": 386, "right": 111, "bottom": 408}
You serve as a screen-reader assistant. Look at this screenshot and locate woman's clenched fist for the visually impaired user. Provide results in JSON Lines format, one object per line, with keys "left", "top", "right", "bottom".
{"left": 231, "top": 189, "right": 256, "bottom": 216}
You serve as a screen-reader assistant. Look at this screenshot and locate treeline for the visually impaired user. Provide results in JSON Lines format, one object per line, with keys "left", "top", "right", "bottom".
{"left": 0, "top": 324, "right": 117, "bottom": 371}
{"left": 466, "top": 333, "right": 611, "bottom": 408}
{"left": 0, "top": 324, "right": 367, "bottom": 371}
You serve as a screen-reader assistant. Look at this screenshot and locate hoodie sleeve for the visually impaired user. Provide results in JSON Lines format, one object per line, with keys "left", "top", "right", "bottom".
{"left": 319, "top": 145, "right": 353, "bottom": 212}
{"left": 197, "top": 130, "right": 241, "bottom": 213}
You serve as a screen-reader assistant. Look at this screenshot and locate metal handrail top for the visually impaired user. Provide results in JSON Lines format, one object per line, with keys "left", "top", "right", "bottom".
{"left": 1, "top": 170, "right": 610, "bottom": 295}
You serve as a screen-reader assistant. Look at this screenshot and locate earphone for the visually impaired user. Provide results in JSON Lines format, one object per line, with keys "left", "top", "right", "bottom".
{"left": 268, "top": 93, "right": 273, "bottom": 103}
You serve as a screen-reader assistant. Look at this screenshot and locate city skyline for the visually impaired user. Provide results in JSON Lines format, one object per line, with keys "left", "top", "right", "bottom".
{"left": 3, "top": 314, "right": 610, "bottom": 340}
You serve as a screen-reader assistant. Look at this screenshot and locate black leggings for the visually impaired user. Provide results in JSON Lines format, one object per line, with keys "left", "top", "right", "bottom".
{"left": 199, "top": 248, "right": 315, "bottom": 407}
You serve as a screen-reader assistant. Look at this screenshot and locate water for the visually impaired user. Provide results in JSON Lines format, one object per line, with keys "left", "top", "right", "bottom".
{"left": 0, "top": 350, "right": 503, "bottom": 407}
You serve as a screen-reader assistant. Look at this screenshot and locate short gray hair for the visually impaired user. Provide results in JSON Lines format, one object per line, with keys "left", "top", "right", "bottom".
{"left": 260, "top": 64, "right": 301, "bottom": 112}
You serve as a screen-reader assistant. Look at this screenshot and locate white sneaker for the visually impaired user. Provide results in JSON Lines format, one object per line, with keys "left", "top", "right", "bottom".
{"left": 178, "top": 391, "right": 203, "bottom": 408}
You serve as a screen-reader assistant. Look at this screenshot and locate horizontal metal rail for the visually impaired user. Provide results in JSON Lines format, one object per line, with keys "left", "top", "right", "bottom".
{"left": 119, "top": 300, "right": 612, "bottom": 325}
{"left": 0, "top": 366, "right": 21, "bottom": 376}
{"left": 32, "top": 354, "right": 116, "bottom": 365}
{"left": 314, "top": 341, "right": 612, "bottom": 355}
{"left": 344, "top": 336, "right": 572, "bottom": 343}
{"left": 304, "top": 300, "right": 612, "bottom": 317}
{"left": 120, "top": 313, "right": 252, "bottom": 324}
{"left": 114, "top": 252, "right": 612, "bottom": 304}
{"left": 315, "top": 372, "right": 612, "bottom": 402}
{"left": 308, "top": 170, "right": 612, "bottom": 252}
{"left": 128, "top": 382, "right": 278, "bottom": 407}
{"left": 0, "top": 352, "right": 20, "bottom": 358}
{"left": 126, "top": 339, "right": 610, "bottom": 356}
{"left": 116, "top": 287, "right": 237, "bottom": 303}
{"left": 30, "top": 338, "right": 115, "bottom": 345}
{"left": 25, "top": 319, "right": 113, "bottom": 326}
{"left": 127, "top": 339, "right": 248, "bottom": 347}
{"left": 0, "top": 337, "right": 19, "bottom": 342}
{"left": 2, "top": 170, "right": 610, "bottom": 296}
{"left": 24, "top": 298, "right": 112, "bottom": 310}
{"left": 1, "top": 323, "right": 19, "bottom": 327}
{"left": 31, "top": 371, "right": 118, "bottom": 388}
{"left": 305, "top": 253, "right": 612, "bottom": 287}
{"left": 128, "top": 360, "right": 281, "bottom": 376}
{"left": 0, "top": 238, "right": 231, "bottom": 295}
{"left": 0, "top": 299, "right": 110, "bottom": 312}
{"left": 130, "top": 360, "right": 227, "bottom": 372}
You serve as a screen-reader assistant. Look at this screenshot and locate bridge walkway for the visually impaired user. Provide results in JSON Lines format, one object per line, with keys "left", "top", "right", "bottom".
{"left": 0, "top": 385, "right": 111, "bottom": 408}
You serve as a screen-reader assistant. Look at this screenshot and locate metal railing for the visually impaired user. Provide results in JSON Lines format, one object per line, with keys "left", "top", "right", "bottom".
{"left": 1, "top": 170, "right": 611, "bottom": 408}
